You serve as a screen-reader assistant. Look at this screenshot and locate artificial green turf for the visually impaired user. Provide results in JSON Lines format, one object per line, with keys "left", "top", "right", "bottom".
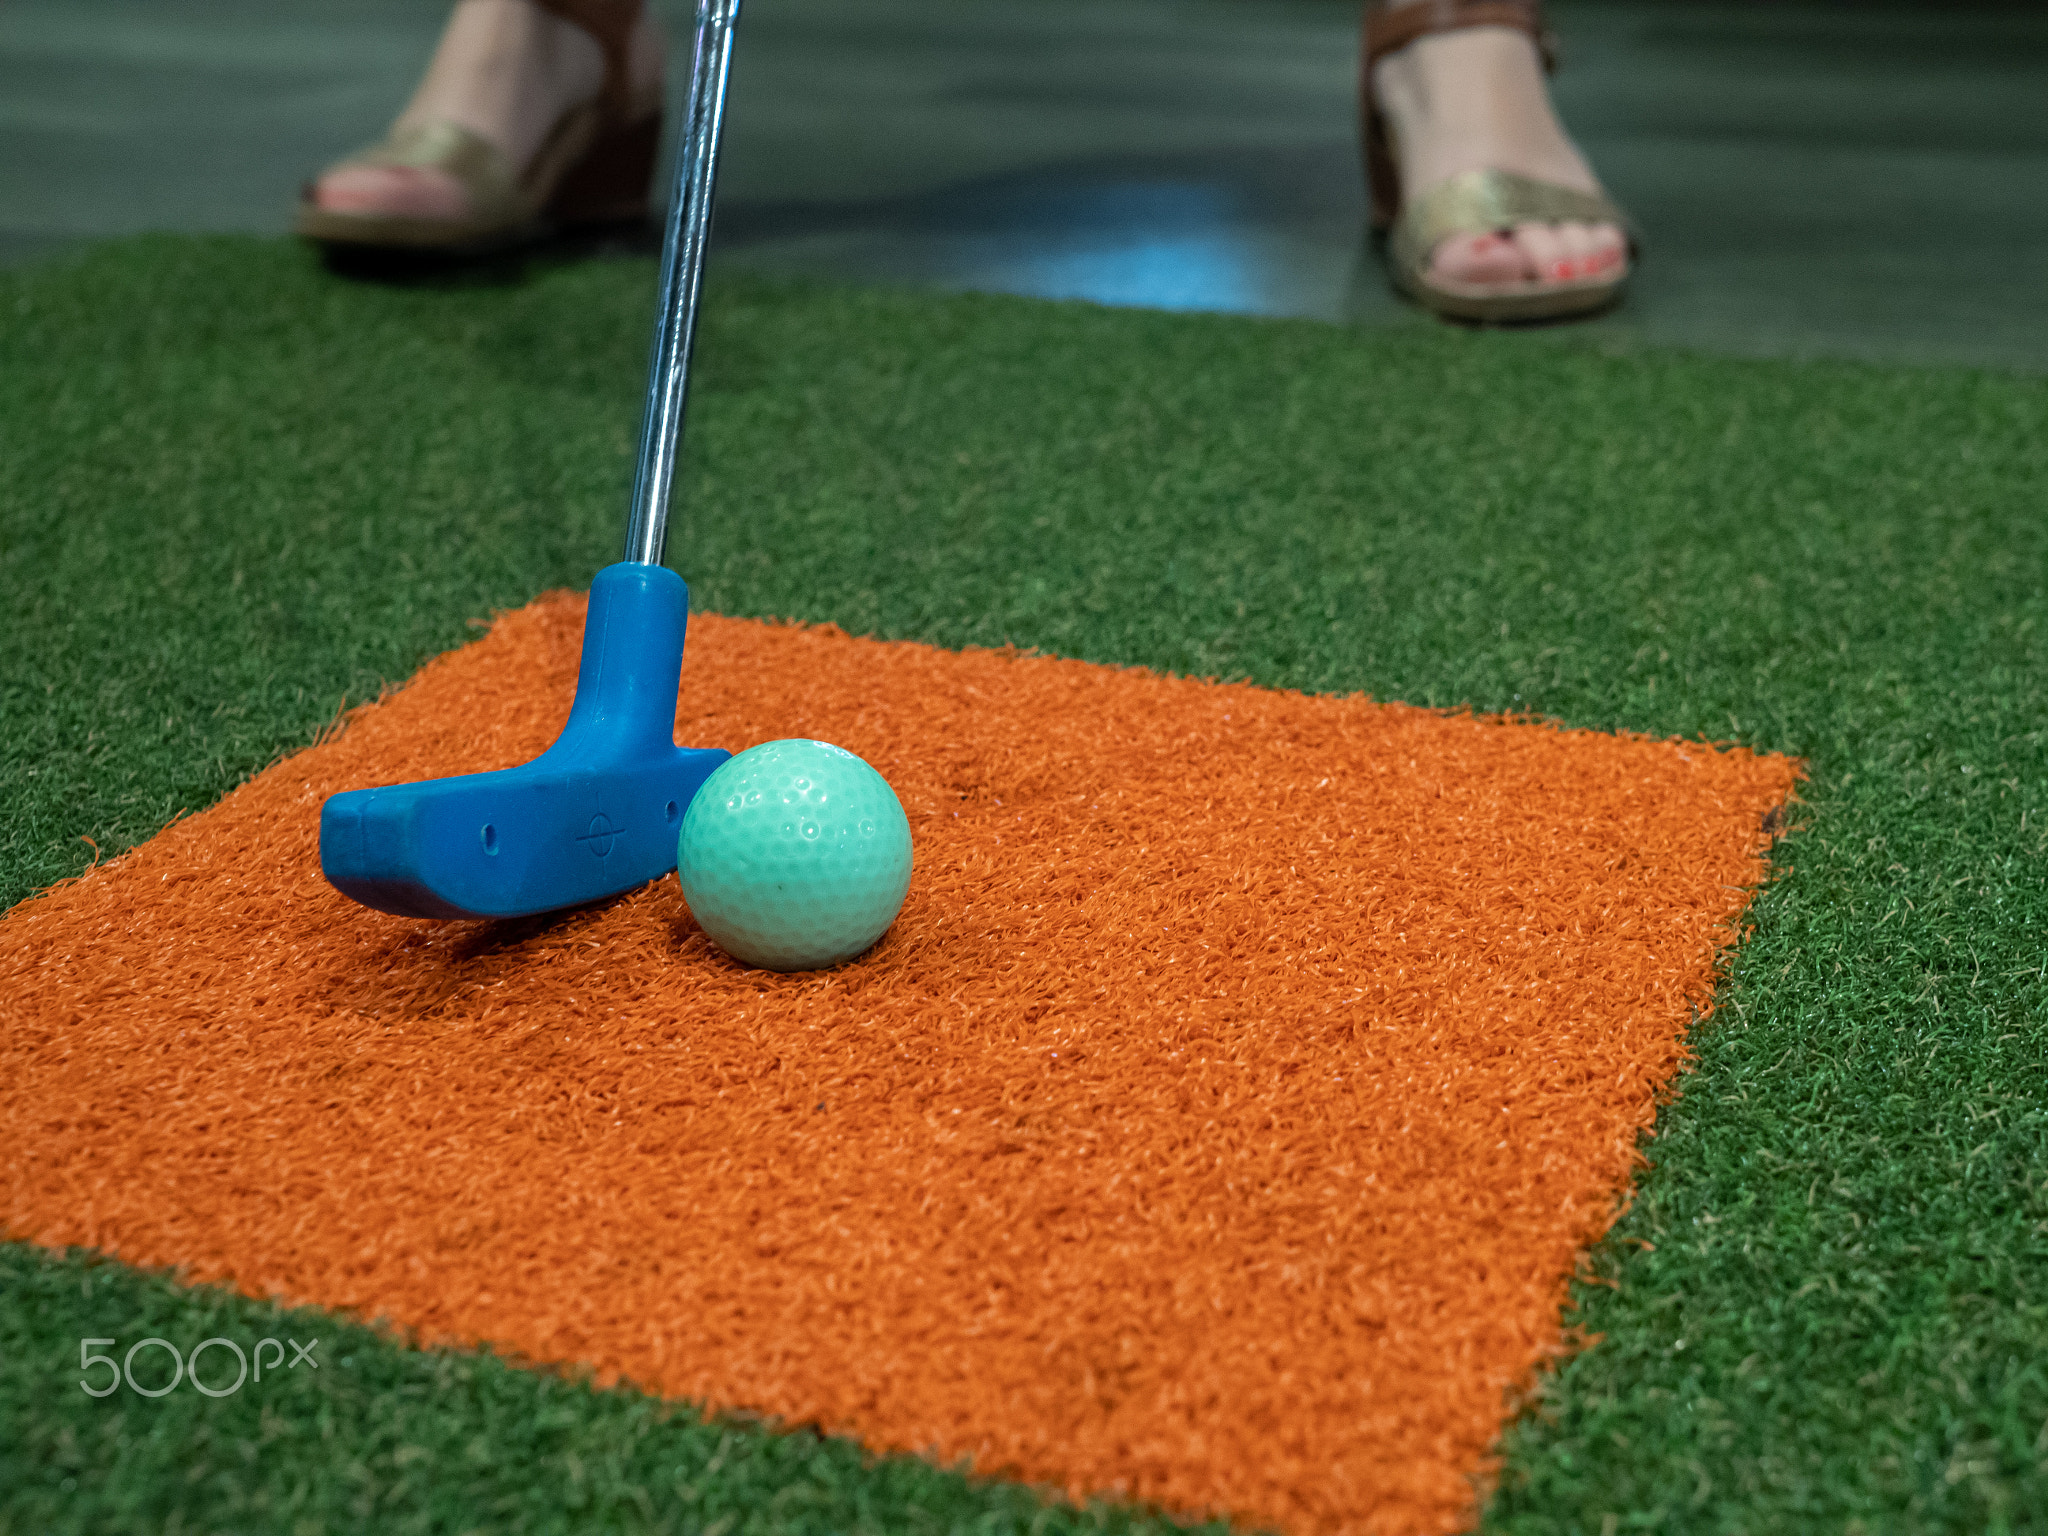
{"left": 2, "top": 235, "right": 2045, "bottom": 1533}
{"left": 0, "top": 1246, "right": 1209, "bottom": 1536}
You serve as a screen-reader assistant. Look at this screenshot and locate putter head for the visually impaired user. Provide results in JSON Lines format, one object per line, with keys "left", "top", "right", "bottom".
{"left": 320, "top": 562, "right": 730, "bottom": 920}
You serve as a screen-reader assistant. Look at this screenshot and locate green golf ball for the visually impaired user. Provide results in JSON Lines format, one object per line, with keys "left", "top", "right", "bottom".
{"left": 678, "top": 739, "right": 913, "bottom": 972}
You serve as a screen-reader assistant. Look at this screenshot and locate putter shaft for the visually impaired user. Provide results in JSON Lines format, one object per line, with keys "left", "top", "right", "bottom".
{"left": 623, "top": 0, "right": 743, "bottom": 568}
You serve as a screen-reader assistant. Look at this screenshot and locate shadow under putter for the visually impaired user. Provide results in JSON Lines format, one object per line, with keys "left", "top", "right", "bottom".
{"left": 320, "top": 0, "right": 746, "bottom": 921}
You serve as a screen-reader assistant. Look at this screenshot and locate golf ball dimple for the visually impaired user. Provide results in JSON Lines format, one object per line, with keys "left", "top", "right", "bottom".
{"left": 678, "top": 739, "right": 913, "bottom": 972}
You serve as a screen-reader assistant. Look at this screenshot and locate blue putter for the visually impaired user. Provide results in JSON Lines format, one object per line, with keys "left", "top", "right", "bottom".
{"left": 320, "top": 565, "right": 728, "bottom": 919}
{"left": 319, "top": 0, "right": 747, "bottom": 922}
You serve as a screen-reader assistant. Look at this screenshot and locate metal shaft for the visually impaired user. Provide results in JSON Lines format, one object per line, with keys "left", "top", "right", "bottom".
{"left": 622, "top": 0, "right": 743, "bottom": 567}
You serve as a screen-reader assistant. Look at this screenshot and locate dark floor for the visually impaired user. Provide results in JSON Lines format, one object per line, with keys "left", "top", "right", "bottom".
{"left": 3, "top": 0, "right": 2045, "bottom": 371}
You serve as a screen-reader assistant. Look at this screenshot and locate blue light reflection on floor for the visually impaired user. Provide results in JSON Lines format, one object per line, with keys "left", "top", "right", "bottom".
{"left": 994, "top": 233, "right": 1266, "bottom": 312}
{"left": 718, "top": 174, "right": 1378, "bottom": 323}
{"left": 964, "top": 180, "right": 1268, "bottom": 312}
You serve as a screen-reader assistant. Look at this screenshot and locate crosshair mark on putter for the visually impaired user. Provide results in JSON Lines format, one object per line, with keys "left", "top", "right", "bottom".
{"left": 577, "top": 813, "right": 625, "bottom": 859}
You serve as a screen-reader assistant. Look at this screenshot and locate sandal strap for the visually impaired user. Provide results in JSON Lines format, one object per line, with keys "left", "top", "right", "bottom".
{"left": 532, "top": 0, "right": 643, "bottom": 121}
{"left": 348, "top": 120, "right": 524, "bottom": 220}
{"left": 1365, "top": 0, "right": 1556, "bottom": 73}
{"left": 1389, "top": 167, "right": 1629, "bottom": 278}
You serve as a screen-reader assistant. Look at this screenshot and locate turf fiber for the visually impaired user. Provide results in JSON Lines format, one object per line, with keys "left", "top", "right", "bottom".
{"left": 2, "top": 235, "right": 2045, "bottom": 1532}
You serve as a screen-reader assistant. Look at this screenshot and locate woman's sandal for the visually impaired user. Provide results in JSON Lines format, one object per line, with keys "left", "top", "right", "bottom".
{"left": 1361, "top": 0, "right": 1635, "bottom": 323}
{"left": 295, "top": 0, "right": 658, "bottom": 253}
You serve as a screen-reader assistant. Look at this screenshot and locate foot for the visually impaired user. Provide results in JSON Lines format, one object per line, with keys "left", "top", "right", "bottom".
{"left": 311, "top": 0, "right": 663, "bottom": 223}
{"left": 1372, "top": 24, "right": 1625, "bottom": 290}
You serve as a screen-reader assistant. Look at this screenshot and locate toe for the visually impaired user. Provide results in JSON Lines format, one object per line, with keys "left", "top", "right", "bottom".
{"left": 1584, "top": 221, "right": 1628, "bottom": 276}
{"left": 1507, "top": 222, "right": 1570, "bottom": 284}
{"left": 1430, "top": 229, "right": 1529, "bottom": 287}
{"left": 1553, "top": 221, "right": 1603, "bottom": 279}
{"left": 1509, "top": 220, "right": 1628, "bottom": 284}
{"left": 314, "top": 164, "right": 470, "bottom": 221}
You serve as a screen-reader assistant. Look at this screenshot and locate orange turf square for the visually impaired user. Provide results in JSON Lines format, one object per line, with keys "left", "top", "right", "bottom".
{"left": 0, "top": 592, "right": 1796, "bottom": 1535}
